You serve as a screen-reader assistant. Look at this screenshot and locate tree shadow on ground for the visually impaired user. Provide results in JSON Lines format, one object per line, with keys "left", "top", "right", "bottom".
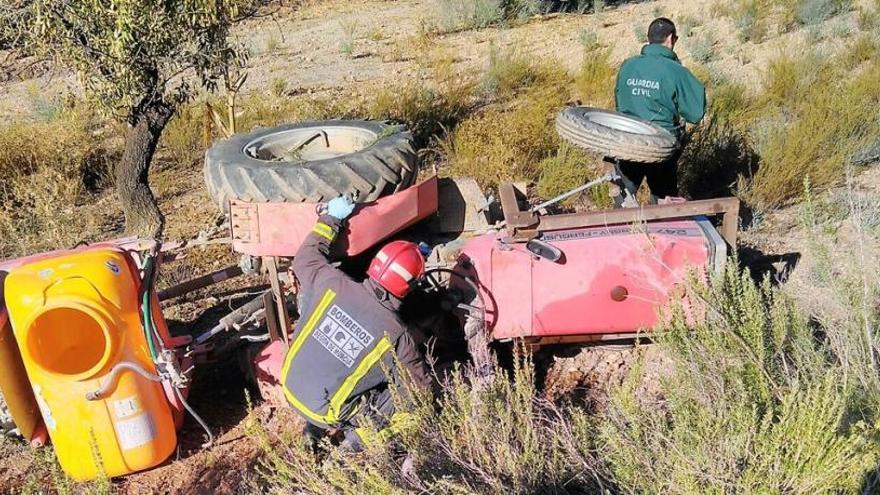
{"left": 540, "top": 0, "right": 652, "bottom": 13}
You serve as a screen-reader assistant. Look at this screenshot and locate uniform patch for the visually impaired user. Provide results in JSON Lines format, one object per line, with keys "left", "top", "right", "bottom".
{"left": 313, "top": 305, "right": 374, "bottom": 368}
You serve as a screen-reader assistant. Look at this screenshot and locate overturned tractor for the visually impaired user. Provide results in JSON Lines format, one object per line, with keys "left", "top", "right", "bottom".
{"left": 0, "top": 108, "right": 738, "bottom": 480}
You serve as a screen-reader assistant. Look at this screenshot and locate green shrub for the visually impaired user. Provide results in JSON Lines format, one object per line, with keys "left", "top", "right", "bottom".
{"left": 578, "top": 27, "right": 600, "bottom": 51}
{"left": 536, "top": 145, "right": 612, "bottom": 209}
{"left": 794, "top": 182, "right": 880, "bottom": 410}
{"left": 631, "top": 22, "right": 647, "bottom": 43}
{"left": 270, "top": 77, "right": 288, "bottom": 98}
{"left": 433, "top": 0, "right": 504, "bottom": 32}
{"left": 253, "top": 356, "right": 606, "bottom": 494}
{"left": 0, "top": 107, "right": 119, "bottom": 258}
{"left": 831, "top": 18, "right": 854, "bottom": 38}
{"left": 678, "top": 15, "right": 699, "bottom": 38}
{"left": 431, "top": 0, "right": 542, "bottom": 33}
{"left": 264, "top": 33, "right": 280, "bottom": 54}
{"left": 160, "top": 101, "right": 209, "bottom": 167}
{"left": 708, "top": 82, "right": 749, "bottom": 126}
{"left": 573, "top": 48, "right": 615, "bottom": 107}
{"left": 340, "top": 19, "right": 358, "bottom": 57}
{"left": 842, "top": 33, "right": 878, "bottom": 68}
{"left": 744, "top": 56, "right": 880, "bottom": 208}
{"left": 792, "top": 0, "right": 853, "bottom": 26}
{"left": 687, "top": 34, "right": 716, "bottom": 63}
{"left": 678, "top": 120, "right": 757, "bottom": 200}
{"left": 369, "top": 78, "right": 477, "bottom": 149}
{"left": 857, "top": 6, "right": 879, "bottom": 30}
{"left": 443, "top": 85, "right": 567, "bottom": 188}
{"left": 483, "top": 43, "right": 570, "bottom": 99}
{"left": 733, "top": 0, "right": 772, "bottom": 42}
{"left": 601, "top": 264, "right": 880, "bottom": 493}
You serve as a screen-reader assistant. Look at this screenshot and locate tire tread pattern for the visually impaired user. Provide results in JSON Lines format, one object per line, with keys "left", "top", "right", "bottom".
{"left": 556, "top": 107, "right": 679, "bottom": 164}
{"left": 204, "top": 120, "right": 418, "bottom": 210}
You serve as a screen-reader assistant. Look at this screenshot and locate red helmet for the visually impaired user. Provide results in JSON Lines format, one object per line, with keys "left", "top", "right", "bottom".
{"left": 367, "top": 240, "right": 425, "bottom": 299}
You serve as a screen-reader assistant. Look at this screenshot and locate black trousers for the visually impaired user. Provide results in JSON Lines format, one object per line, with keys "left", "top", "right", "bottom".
{"left": 615, "top": 149, "right": 682, "bottom": 199}
{"left": 302, "top": 388, "right": 397, "bottom": 451}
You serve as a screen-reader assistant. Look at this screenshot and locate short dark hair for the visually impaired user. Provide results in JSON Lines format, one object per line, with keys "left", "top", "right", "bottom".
{"left": 647, "top": 17, "right": 676, "bottom": 44}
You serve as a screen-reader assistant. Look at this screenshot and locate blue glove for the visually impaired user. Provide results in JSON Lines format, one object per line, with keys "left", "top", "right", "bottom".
{"left": 326, "top": 195, "right": 356, "bottom": 220}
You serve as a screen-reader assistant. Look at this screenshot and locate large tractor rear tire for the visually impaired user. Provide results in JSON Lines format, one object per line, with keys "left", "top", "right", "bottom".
{"left": 556, "top": 107, "right": 679, "bottom": 164}
{"left": 204, "top": 120, "right": 419, "bottom": 211}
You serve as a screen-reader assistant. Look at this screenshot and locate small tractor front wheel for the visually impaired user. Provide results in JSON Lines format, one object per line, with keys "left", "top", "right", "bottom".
{"left": 556, "top": 106, "right": 679, "bottom": 164}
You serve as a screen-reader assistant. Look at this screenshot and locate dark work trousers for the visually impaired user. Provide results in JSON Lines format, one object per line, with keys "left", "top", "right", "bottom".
{"left": 615, "top": 148, "right": 683, "bottom": 199}
{"left": 303, "top": 388, "right": 397, "bottom": 451}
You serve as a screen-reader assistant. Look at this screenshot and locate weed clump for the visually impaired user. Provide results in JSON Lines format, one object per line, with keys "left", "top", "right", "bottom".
{"left": 536, "top": 145, "right": 612, "bottom": 209}
{"left": 601, "top": 263, "right": 880, "bottom": 493}
{"left": 443, "top": 92, "right": 564, "bottom": 187}
{"left": 573, "top": 48, "right": 615, "bottom": 107}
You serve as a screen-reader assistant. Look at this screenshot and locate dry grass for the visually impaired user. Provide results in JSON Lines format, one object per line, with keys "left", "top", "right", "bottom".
{"left": 742, "top": 55, "right": 880, "bottom": 208}
{"left": 0, "top": 107, "right": 119, "bottom": 259}
{"left": 441, "top": 85, "right": 567, "bottom": 187}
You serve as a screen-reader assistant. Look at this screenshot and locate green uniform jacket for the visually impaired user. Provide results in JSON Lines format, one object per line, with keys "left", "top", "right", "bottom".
{"left": 615, "top": 44, "right": 706, "bottom": 139}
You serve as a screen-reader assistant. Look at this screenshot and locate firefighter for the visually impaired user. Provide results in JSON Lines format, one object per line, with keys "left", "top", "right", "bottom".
{"left": 281, "top": 195, "right": 433, "bottom": 451}
{"left": 614, "top": 17, "right": 706, "bottom": 199}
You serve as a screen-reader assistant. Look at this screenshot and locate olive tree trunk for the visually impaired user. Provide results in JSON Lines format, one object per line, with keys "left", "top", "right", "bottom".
{"left": 117, "top": 100, "right": 175, "bottom": 238}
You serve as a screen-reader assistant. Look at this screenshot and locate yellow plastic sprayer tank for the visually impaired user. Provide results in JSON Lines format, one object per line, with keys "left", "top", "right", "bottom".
{"left": 4, "top": 248, "right": 176, "bottom": 480}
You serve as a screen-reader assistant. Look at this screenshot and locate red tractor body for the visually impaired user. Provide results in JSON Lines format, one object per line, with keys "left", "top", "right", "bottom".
{"left": 459, "top": 218, "right": 724, "bottom": 342}
{"left": 228, "top": 176, "right": 737, "bottom": 345}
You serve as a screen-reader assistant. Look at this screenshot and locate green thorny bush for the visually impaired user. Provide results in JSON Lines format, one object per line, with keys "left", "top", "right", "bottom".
{"left": 249, "top": 355, "right": 608, "bottom": 494}
{"left": 601, "top": 259, "right": 880, "bottom": 494}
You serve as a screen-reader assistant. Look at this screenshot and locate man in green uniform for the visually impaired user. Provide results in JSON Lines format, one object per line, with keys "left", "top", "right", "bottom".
{"left": 614, "top": 17, "right": 706, "bottom": 199}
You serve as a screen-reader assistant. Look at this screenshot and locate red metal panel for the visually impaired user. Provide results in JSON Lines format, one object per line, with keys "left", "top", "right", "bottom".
{"left": 460, "top": 220, "right": 711, "bottom": 340}
{"left": 230, "top": 176, "right": 439, "bottom": 258}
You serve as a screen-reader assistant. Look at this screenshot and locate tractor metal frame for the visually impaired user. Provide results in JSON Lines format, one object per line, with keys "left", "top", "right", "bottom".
{"left": 498, "top": 182, "right": 740, "bottom": 247}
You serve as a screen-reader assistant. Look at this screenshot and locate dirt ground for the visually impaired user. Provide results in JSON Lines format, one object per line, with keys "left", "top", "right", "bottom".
{"left": 0, "top": 0, "right": 873, "bottom": 492}
{"left": 1, "top": 0, "right": 863, "bottom": 123}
